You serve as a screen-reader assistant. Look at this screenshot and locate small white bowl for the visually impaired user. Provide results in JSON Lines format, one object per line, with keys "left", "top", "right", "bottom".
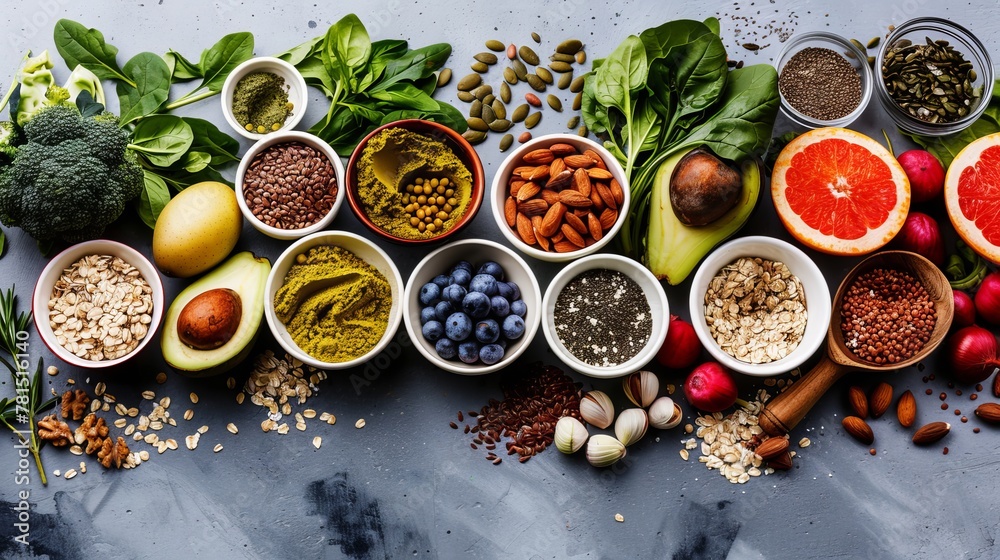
{"left": 491, "top": 134, "right": 629, "bottom": 262}
{"left": 264, "top": 231, "right": 404, "bottom": 370}
{"left": 235, "top": 130, "right": 345, "bottom": 240}
{"left": 688, "top": 236, "right": 832, "bottom": 377}
{"left": 220, "top": 56, "right": 308, "bottom": 140}
{"left": 32, "top": 240, "right": 165, "bottom": 369}
{"left": 542, "top": 254, "right": 668, "bottom": 378}
{"left": 403, "top": 239, "right": 542, "bottom": 375}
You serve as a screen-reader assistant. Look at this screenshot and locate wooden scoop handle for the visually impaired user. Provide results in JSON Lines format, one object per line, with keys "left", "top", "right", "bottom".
{"left": 758, "top": 355, "right": 849, "bottom": 437}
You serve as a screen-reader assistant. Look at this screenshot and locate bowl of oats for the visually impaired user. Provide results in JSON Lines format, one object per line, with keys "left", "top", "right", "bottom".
{"left": 32, "top": 240, "right": 164, "bottom": 369}
{"left": 688, "top": 236, "right": 831, "bottom": 377}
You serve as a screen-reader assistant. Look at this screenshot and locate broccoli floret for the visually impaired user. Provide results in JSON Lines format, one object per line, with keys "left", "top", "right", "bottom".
{"left": 0, "top": 104, "right": 143, "bottom": 244}
{"left": 44, "top": 85, "right": 70, "bottom": 105}
{"left": 0, "top": 122, "right": 19, "bottom": 162}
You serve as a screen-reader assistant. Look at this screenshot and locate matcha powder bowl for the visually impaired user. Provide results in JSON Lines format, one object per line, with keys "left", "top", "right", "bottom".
{"left": 345, "top": 120, "right": 485, "bottom": 245}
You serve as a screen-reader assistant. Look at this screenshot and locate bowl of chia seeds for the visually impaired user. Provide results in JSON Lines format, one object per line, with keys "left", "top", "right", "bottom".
{"left": 541, "top": 254, "right": 669, "bottom": 378}
{"left": 874, "top": 17, "right": 993, "bottom": 136}
{"left": 774, "top": 31, "right": 873, "bottom": 129}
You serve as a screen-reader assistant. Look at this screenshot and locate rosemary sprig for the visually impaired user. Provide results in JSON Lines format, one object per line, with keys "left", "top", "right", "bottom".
{"left": 0, "top": 287, "right": 56, "bottom": 485}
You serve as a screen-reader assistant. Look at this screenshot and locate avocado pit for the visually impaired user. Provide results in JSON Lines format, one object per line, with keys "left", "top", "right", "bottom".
{"left": 177, "top": 288, "right": 243, "bottom": 350}
{"left": 669, "top": 148, "right": 743, "bottom": 226}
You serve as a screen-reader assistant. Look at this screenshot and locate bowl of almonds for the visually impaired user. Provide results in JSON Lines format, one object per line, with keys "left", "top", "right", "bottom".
{"left": 491, "top": 134, "right": 628, "bottom": 262}
{"left": 32, "top": 239, "right": 165, "bottom": 369}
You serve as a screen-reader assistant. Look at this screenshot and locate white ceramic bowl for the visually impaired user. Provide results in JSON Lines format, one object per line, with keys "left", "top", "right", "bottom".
{"left": 235, "top": 130, "right": 345, "bottom": 240}
{"left": 264, "top": 231, "right": 404, "bottom": 370}
{"left": 32, "top": 240, "right": 165, "bottom": 369}
{"left": 688, "top": 236, "right": 832, "bottom": 377}
{"left": 491, "top": 134, "right": 629, "bottom": 262}
{"left": 220, "top": 56, "right": 308, "bottom": 140}
{"left": 403, "top": 239, "right": 542, "bottom": 375}
{"left": 541, "top": 254, "right": 668, "bottom": 378}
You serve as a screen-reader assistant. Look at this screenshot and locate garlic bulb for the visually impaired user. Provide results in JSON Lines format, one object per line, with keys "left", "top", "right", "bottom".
{"left": 580, "top": 390, "right": 615, "bottom": 429}
{"left": 623, "top": 370, "right": 659, "bottom": 408}
{"left": 554, "top": 416, "right": 589, "bottom": 454}
{"left": 586, "top": 434, "right": 627, "bottom": 467}
{"left": 614, "top": 408, "right": 648, "bottom": 446}
{"left": 648, "top": 396, "right": 683, "bottom": 430}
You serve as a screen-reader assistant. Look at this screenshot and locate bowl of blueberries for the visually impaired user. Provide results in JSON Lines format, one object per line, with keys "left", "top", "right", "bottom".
{"left": 403, "top": 239, "right": 542, "bottom": 374}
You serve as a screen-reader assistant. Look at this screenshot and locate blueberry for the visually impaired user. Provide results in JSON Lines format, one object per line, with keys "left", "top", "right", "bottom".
{"left": 469, "top": 274, "right": 498, "bottom": 296}
{"left": 462, "top": 292, "right": 491, "bottom": 319}
{"left": 449, "top": 268, "right": 472, "bottom": 287}
{"left": 475, "top": 319, "right": 500, "bottom": 344}
{"left": 421, "top": 320, "right": 444, "bottom": 342}
{"left": 502, "top": 314, "right": 525, "bottom": 340}
{"left": 458, "top": 341, "right": 481, "bottom": 364}
{"left": 496, "top": 281, "right": 514, "bottom": 299}
{"left": 445, "top": 312, "right": 473, "bottom": 341}
{"left": 506, "top": 282, "right": 521, "bottom": 301}
{"left": 510, "top": 299, "right": 527, "bottom": 317}
{"left": 434, "top": 300, "right": 455, "bottom": 322}
{"left": 490, "top": 295, "right": 510, "bottom": 317}
{"left": 419, "top": 282, "right": 441, "bottom": 305}
{"left": 443, "top": 284, "right": 467, "bottom": 304}
{"left": 477, "top": 261, "right": 505, "bottom": 281}
{"left": 420, "top": 306, "right": 437, "bottom": 324}
{"left": 479, "top": 343, "right": 505, "bottom": 365}
{"left": 432, "top": 274, "right": 451, "bottom": 289}
{"left": 452, "top": 260, "right": 474, "bottom": 274}
{"left": 435, "top": 338, "right": 457, "bottom": 360}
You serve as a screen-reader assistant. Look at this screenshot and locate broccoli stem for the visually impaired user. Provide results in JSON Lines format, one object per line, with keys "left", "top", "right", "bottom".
{"left": 164, "top": 88, "right": 219, "bottom": 111}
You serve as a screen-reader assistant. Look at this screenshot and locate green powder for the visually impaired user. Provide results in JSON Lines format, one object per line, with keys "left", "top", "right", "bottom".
{"left": 231, "top": 71, "right": 291, "bottom": 133}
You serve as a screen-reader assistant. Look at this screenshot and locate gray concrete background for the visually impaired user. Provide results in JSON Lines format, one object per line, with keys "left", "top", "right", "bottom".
{"left": 0, "top": 1, "right": 998, "bottom": 559}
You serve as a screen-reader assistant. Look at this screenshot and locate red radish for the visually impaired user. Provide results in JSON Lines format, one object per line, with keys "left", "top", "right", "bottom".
{"left": 891, "top": 212, "right": 944, "bottom": 266}
{"left": 946, "top": 325, "right": 1000, "bottom": 384}
{"left": 656, "top": 315, "right": 702, "bottom": 369}
{"left": 975, "top": 272, "right": 1000, "bottom": 325}
{"left": 897, "top": 149, "right": 945, "bottom": 203}
{"left": 953, "top": 290, "right": 976, "bottom": 328}
{"left": 683, "top": 362, "right": 738, "bottom": 412}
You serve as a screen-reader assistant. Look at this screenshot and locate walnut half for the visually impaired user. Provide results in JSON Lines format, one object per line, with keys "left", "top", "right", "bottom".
{"left": 38, "top": 414, "right": 73, "bottom": 447}
{"left": 98, "top": 436, "right": 130, "bottom": 469}
{"left": 75, "top": 413, "right": 109, "bottom": 454}
{"left": 60, "top": 390, "right": 91, "bottom": 421}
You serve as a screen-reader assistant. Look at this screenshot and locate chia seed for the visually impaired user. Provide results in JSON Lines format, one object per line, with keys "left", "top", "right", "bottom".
{"left": 553, "top": 269, "right": 652, "bottom": 367}
{"left": 779, "top": 47, "right": 862, "bottom": 121}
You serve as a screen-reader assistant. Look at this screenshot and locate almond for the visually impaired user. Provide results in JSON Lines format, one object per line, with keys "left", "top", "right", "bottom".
{"left": 558, "top": 189, "right": 593, "bottom": 208}
{"left": 563, "top": 154, "right": 594, "bottom": 169}
{"left": 609, "top": 178, "right": 625, "bottom": 205}
{"left": 584, "top": 149, "right": 608, "bottom": 169}
{"left": 754, "top": 437, "right": 789, "bottom": 461}
{"left": 539, "top": 202, "right": 566, "bottom": 237}
{"left": 503, "top": 197, "right": 517, "bottom": 227}
{"left": 530, "top": 215, "right": 544, "bottom": 239}
{"left": 587, "top": 167, "right": 614, "bottom": 181}
{"left": 512, "top": 166, "right": 535, "bottom": 178}
{"left": 974, "top": 402, "right": 1000, "bottom": 424}
{"left": 550, "top": 231, "right": 565, "bottom": 243}
{"left": 517, "top": 199, "right": 548, "bottom": 216}
{"left": 515, "top": 213, "right": 536, "bottom": 245}
{"left": 870, "top": 382, "right": 892, "bottom": 419}
{"left": 540, "top": 189, "right": 561, "bottom": 205}
{"left": 564, "top": 212, "right": 587, "bottom": 234}
{"left": 528, "top": 165, "right": 550, "bottom": 183}
{"left": 536, "top": 233, "right": 551, "bottom": 252}
{"left": 549, "top": 158, "right": 567, "bottom": 178}
{"left": 599, "top": 208, "right": 618, "bottom": 230}
{"left": 848, "top": 386, "right": 868, "bottom": 418}
{"left": 572, "top": 168, "right": 592, "bottom": 196}
{"left": 912, "top": 421, "right": 950, "bottom": 445}
{"left": 516, "top": 181, "right": 541, "bottom": 202}
{"left": 842, "top": 416, "right": 874, "bottom": 445}
{"left": 553, "top": 240, "right": 578, "bottom": 253}
{"left": 560, "top": 224, "right": 585, "bottom": 247}
{"left": 549, "top": 143, "right": 577, "bottom": 157}
{"left": 524, "top": 92, "right": 542, "bottom": 107}
{"left": 587, "top": 213, "right": 603, "bottom": 241}
{"left": 547, "top": 169, "right": 573, "bottom": 190}
{"left": 522, "top": 148, "right": 554, "bottom": 165}
{"left": 509, "top": 179, "right": 525, "bottom": 196}
{"left": 767, "top": 451, "right": 793, "bottom": 470}
{"left": 594, "top": 181, "right": 617, "bottom": 210}
{"left": 589, "top": 187, "right": 606, "bottom": 212}
{"left": 896, "top": 390, "right": 916, "bottom": 428}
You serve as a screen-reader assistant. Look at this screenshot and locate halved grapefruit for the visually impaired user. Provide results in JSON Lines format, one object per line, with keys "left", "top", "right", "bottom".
{"left": 771, "top": 128, "right": 910, "bottom": 255}
{"left": 945, "top": 132, "right": 1000, "bottom": 264}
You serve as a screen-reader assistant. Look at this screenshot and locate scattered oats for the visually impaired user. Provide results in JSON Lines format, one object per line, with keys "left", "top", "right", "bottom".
{"left": 319, "top": 412, "right": 331, "bottom": 421}
{"left": 303, "top": 409, "right": 317, "bottom": 419}
{"left": 115, "top": 403, "right": 128, "bottom": 416}
{"left": 679, "top": 449, "right": 690, "bottom": 461}
{"left": 156, "top": 441, "right": 168, "bottom": 454}
{"left": 144, "top": 433, "right": 159, "bottom": 445}
{"left": 159, "top": 396, "right": 171, "bottom": 409}
{"left": 296, "top": 422, "right": 307, "bottom": 431}
{"left": 355, "top": 418, "right": 366, "bottom": 429}
{"left": 102, "top": 403, "right": 110, "bottom": 412}
{"left": 64, "top": 468, "right": 77, "bottom": 479}
{"left": 124, "top": 424, "right": 135, "bottom": 436}
{"left": 94, "top": 381, "right": 106, "bottom": 396}
{"left": 276, "top": 423, "right": 290, "bottom": 435}
{"left": 226, "top": 376, "right": 236, "bottom": 390}
{"left": 295, "top": 412, "right": 305, "bottom": 424}
{"left": 156, "top": 372, "right": 167, "bottom": 384}
{"left": 226, "top": 423, "right": 238, "bottom": 434}
{"left": 185, "top": 433, "right": 200, "bottom": 450}
{"left": 47, "top": 365, "right": 59, "bottom": 376}
{"left": 113, "top": 418, "right": 127, "bottom": 428}
{"left": 149, "top": 420, "right": 163, "bottom": 430}
{"left": 138, "top": 450, "right": 150, "bottom": 461}
{"left": 235, "top": 392, "right": 245, "bottom": 405}
{"left": 67, "top": 378, "right": 75, "bottom": 385}
{"left": 260, "top": 419, "right": 276, "bottom": 432}
{"left": 90, "top": 399, "right": 101, "bottom": 412}
{"left": 183, "top": 409, "right": 194, "bottom": 421}
{"left": 327, "top": 414, "right": 337, "bottom": 425}
{"left": 127, "top": 407, "right": 139, "bottom": 417}
{"left": 167, "top": 418, "right": 176, "bottom": 427}
{"left": 764, "top": 378, "right": 776, "bottom": 386}
{"left": 213, "top": 443, "right": 223, "bottom": 453}
{"left": 165, "top": 438, "right": 178, "bottom": 450}
{"left": 312, "top": 436, "right": 322, "bottom": 449}
{"left": 137, "top": 416, "right": 150, "bottom": 430}
{"left": 614, "top": 513, "right": 624, "bottom": 523}
{"left": 189, "top": 392, "right": 199, "bottom": 404}
{"left": 132, "top": 433, "right": 143, "bottom": 442}
{"left": 53, "top": 469, "right": 61, "bottom": 477}
{"left": 79, "top": 461, "right": 87, "bottom": 473}
{"left": 141, "top": 390, "right": 155, "bottom": 400}
{"left": 798, "top": 437, "right": 811, "bottom": 448}
{"left": 102, "top": 394, "right": 116, "bottom": 403}
{"left": 197, "top": 425, "right": 209, "bottom": 434}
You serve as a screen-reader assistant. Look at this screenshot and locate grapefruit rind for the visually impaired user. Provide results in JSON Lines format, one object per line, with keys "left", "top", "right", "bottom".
{"left": 944, "top": 132, "right": 1000, "bottom": 265}
{"left": 771, "top": 127, "right": 910, "bottom": 256}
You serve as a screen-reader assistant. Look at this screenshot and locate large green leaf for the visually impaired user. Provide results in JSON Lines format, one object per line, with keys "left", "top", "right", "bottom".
{"left": 196, "top": 32, "right": 254, "bottom": 92}
{"left": 129, "top": 115, "right": 194, "bottom": 167}
{"left": 117, "top": 52, "right": 171, "bottom": 125}
{"left": 181, "top": 117, "right": 240, "bottom": 165}
{"left": 53, "top": 19, "right": 131, "bottom": 85}
{"left": 369, "top": 43, "right": 451, "bottom": 93}
{"left": 163, "top": 49, "right": 202, "bottom": 81}
{"left": 138, "top": 170, "right": 171, "bottom": 228}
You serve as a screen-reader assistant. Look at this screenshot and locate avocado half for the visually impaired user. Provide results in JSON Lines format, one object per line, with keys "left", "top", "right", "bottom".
{"left": 645, "top": 147, "right": 762, "bottom": 285}
{"left": 161, "top": 252, "right": 271, "bottom": 377}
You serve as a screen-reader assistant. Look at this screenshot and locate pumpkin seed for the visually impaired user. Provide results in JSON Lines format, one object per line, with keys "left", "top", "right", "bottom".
{"left": 526, "top": 74, "right": 547, "bottom": 92}
{"left": 471, "top": 61, "right": 489, "bottom": 73}
{"left": 499, "top": 133, "right": 514, "bottom": 152}
{"left": 556, "top": 39, "right": 583, "bottom": 55}
{"left": 524, "top": 111, "right": 542, "bottom": 129}
{"left": 577, "top": 125, "right": 588, "bottom": 137}
{"left": 457, "top": 73, "right": 482, "bottom": 91}
{"left": 500, "top": 82, "right": 512, "bottom": 103}
{"left": 575, "top": 51, "right": 586, "bottom": 64}
{"left": 483, "top": 94, "right": 496, "bottom": 106}
{"left": 504, "top": 67, "right": 518, "bottom": 84}
{"left": 570, "top": 75, "right": 585, "bottom": 93}
{"left": 535, "top": 67, "right": 554, "bottom": 84}
{"left": 512, "top": 59, "right": 529, "bottom": 80}
{"left": 519, "top": 45, "right": 540, "bottom": 66}
{"left": 850, "top": 38, "right": 866, "bottom": 53}
{"left": 558, "top": 71, "right": 573, "bottom": 90}
{"left": 573, "top": 92, "right": 582, "bottom": 111}
{"left": 437, "top": 68, "right": 452, "bottom": 88}
{"left": 531, "top": 32, "right": 541, "bottom": 43}
{"left": 492, "top": 99, "right": 507, "bottom": 120}
{"left": 567, "top": 116, "right": 580, "bottom": 129}
{"left": 467, "top": 117, "right": 489, "bottom": 132}
{"left": 486, "top": 39, "right": 506, "bottom": 52}
{"left": 881, "top": 38, "right": 981, "bottom": 124}
{"left": 463, "top": 129, "right": 487, "bottom": 144}
{"left": 549, "top": 61, "right": 573, "bottom": 73}
{"left": 470, "top": 99, "right": 483, "bottom": 118}
{"left": 488, "top": 119, "right": 512, "bottom": 132}
{"left": 457, "top": 91, "right": 476, "bottom": 102}
{"left": 511, "top": 104, "right": 530, "bottom": 123}
{"left": 546, "top": 94, "right": 563, "bottom": 112}
{"left": 474, "top": 52, "right": 498, "bottom": 64}
{"left": 867, "top": 56, "right": 876, "bottom": 66}
{"left": 473, "top": 84, "right": 493, "bottom": 100}
{"left": 481, "top": 104, "right": 496, "bottom": 124}
{"left": 550, "top": 53, "right": 575, "bottom": 63}
{"left": 867, "top": 36, "right": 881, "bottom": 49}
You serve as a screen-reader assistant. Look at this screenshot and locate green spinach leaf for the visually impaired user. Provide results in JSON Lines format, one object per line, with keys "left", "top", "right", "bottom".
{"left": 196, "top": 32, "right": 254, "bottom": 92}
{"left": 182, "top": 117, "right": 240, "bottom": 165}
{"left": 129, "top": 115, "right": 194, "bottom": 167}
{"left": 370, "top": 43, "right": 451, "bottom": 93}
{"left": 138, "top": 170, "right": 171, "bottom": 228}
{"left": 53, "top": 19, "right": 132, "bottom": 85}
{"left": 163, "top": 49, "right": 202, "bottom": 81}
{"left": 117, "top": 52, "right": 171, "bottom": 125}
{"left": 179, "top": 151, "right": 211, "bottom": 173}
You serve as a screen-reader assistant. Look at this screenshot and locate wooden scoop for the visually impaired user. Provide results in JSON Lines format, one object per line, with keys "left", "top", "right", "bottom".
{"left": 758, "top": 251, "right": 953, "bottom": 437}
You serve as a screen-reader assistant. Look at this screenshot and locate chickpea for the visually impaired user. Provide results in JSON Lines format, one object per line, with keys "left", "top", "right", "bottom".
{"left": 416, "top": 209, "right": 426, "bottom": 220}
{"left": 433, "top": 218, "right": 443, "bottom": 228}
{"left": 426, "top": 223, "right": 436, "bottom": 233}
{"left": 445, "top": 188, "right": 454, "bottom": 197}
{"left": 406, "top": 184, "right": 415, "bottom": 194}
{"left": 436, "top": 211, "right": 449, "bottom": 220}
{"left": 409, "top": 217, "right": 420, "bottom": 226}
{"left": 443, "top": 204, "right": 453, "bottom": 213}
{"left": 418, "top": 221, "right": 426, "bottom": 232}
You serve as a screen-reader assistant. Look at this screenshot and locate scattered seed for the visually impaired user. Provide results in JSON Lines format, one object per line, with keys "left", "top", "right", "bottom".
{"left": 355, "top": 418, "right": 366, "bottom": 429}
{"left": 486, "top": 39, "right": 505, "bottom": 52}
{"left": 547, "top": 94, "right": 563, "bottom": 111}
{"left": 570, "top": 76, "right": 585, "bottom": 93}
{"left": 535, "top": 67, "right": 554, "bottom": 84}
{"left": 526, "top": 74, "right": 546, "bottom": 92}
{"left": 185, "top": 434, "right": 200, "bottom": 450}
{"left": 557, "top": 72, "right": 573, "bottom": 90}
{"left": 457, "top": 91, "right": 476, "bottom": 103}
{"left": 457, "top": 73, "right": 482, "bottom": 91}
{"left": 64, "top": 468, "right": 77, "bottom": 480}
{"left": 531, "top": 32, "right": 541, "bottom": 44}
{"left": 503, "top": 67, "right": 518, "bottom": 85}
{"left": 449, "top": 421, "right": 459, "bottom": 429}
{"left": 507, "top": 43, "right": 517, "bottom": 60}
{"left": 226, "top": 423, "right": 238, "bottom": 434}
{"left": 518, "top": 131, "right": 532, "bottom": 143}
{"left": 139, "top": 450, "right": 150, "bottom": 461}
{"left": 471, "top": 61, "right": 489, "bottom": 73}
{"left": 500, "top": 82, "right": 512, "bottom": 104}
{"left": 614, "top": 513, "right": 624, "bottom": 523}
{"left": 437, "top": 68, "right": 452, "bottom": 88}
{"left": 798, "top": 437, "right": 811, "bottom": 448}
{"left": 235, "top": 392, "right": 245, "bottom": 405}
{"left": 474, "top": 52, "right": 498, "bottom": 65}
{"left": 524, "top": 112, "right": 542, "bottom": 129}
{"left": 189, "top": 392, "right": 199, "bottom": 404}
{"left": 519, "top": 45, "right": 540, "bottom": 66}
{"left": 567, "top": 116, "right": 579, "bottom": 129}
{"left": 573, "top": 92, "right": 582, "bottom": 111}
{"left": 511, "top": 103, "right": 530, "bottom": 123}
{"left": 577, "top": 126, "right": 588, "bottom": 137}
{"left": 213, "top": 443, "right": 223, "bottom": 453}
{"left": 303, "top": 409, "right": 317, "bottom": 419}
{"left": 575, "top": 51, "right": 586, "bottom": 64}
{"left": 549, "top": 61, "right": 573, "bottom": 73}
{"left": 70, "top": 445, "right": 83, "bottom": 455}
{"left": 512, "top": 59, "right": 528, "bottom": 80}
{"left": 679, "top": 449, "right": 690, "bottom": 460}
{"left": 326, "top": 414, "right": 337, "bottom": 425}
{"left": 499, "top": 134, "right": 514, "bottom": 152}
{"left": 113, "top": 418, "right": 127, "bottom": 428}
{"left": 141, "top": 390, "right": 155, "bottom": 400}
{"left": 79, "top": 462, "right": 86, "bottom": 474}
{"left": 67, "top": 378, "right": 75, "bottom": 385}
{"left": 869, "top": 448, "right": 877, "bottom": 455}
{"left": 225, "top": 376, "right": 235, "bottom": 389}
{"left": 556, "top": 39, "right": 583, "bottom": 55}
{"left": 53, "top": 469, "right": 61, "bottom": 477}
{"left": 183, "top": 409, "right": 194, "bottom": 421}
{"left": 47, "top": 365, "right": 59, "bottom": 376}
{"left": 312, "top": 436, "right": 322, "bottom": 449}
{"left": 94, "top": 382, "right": 106, "bottom": 396}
